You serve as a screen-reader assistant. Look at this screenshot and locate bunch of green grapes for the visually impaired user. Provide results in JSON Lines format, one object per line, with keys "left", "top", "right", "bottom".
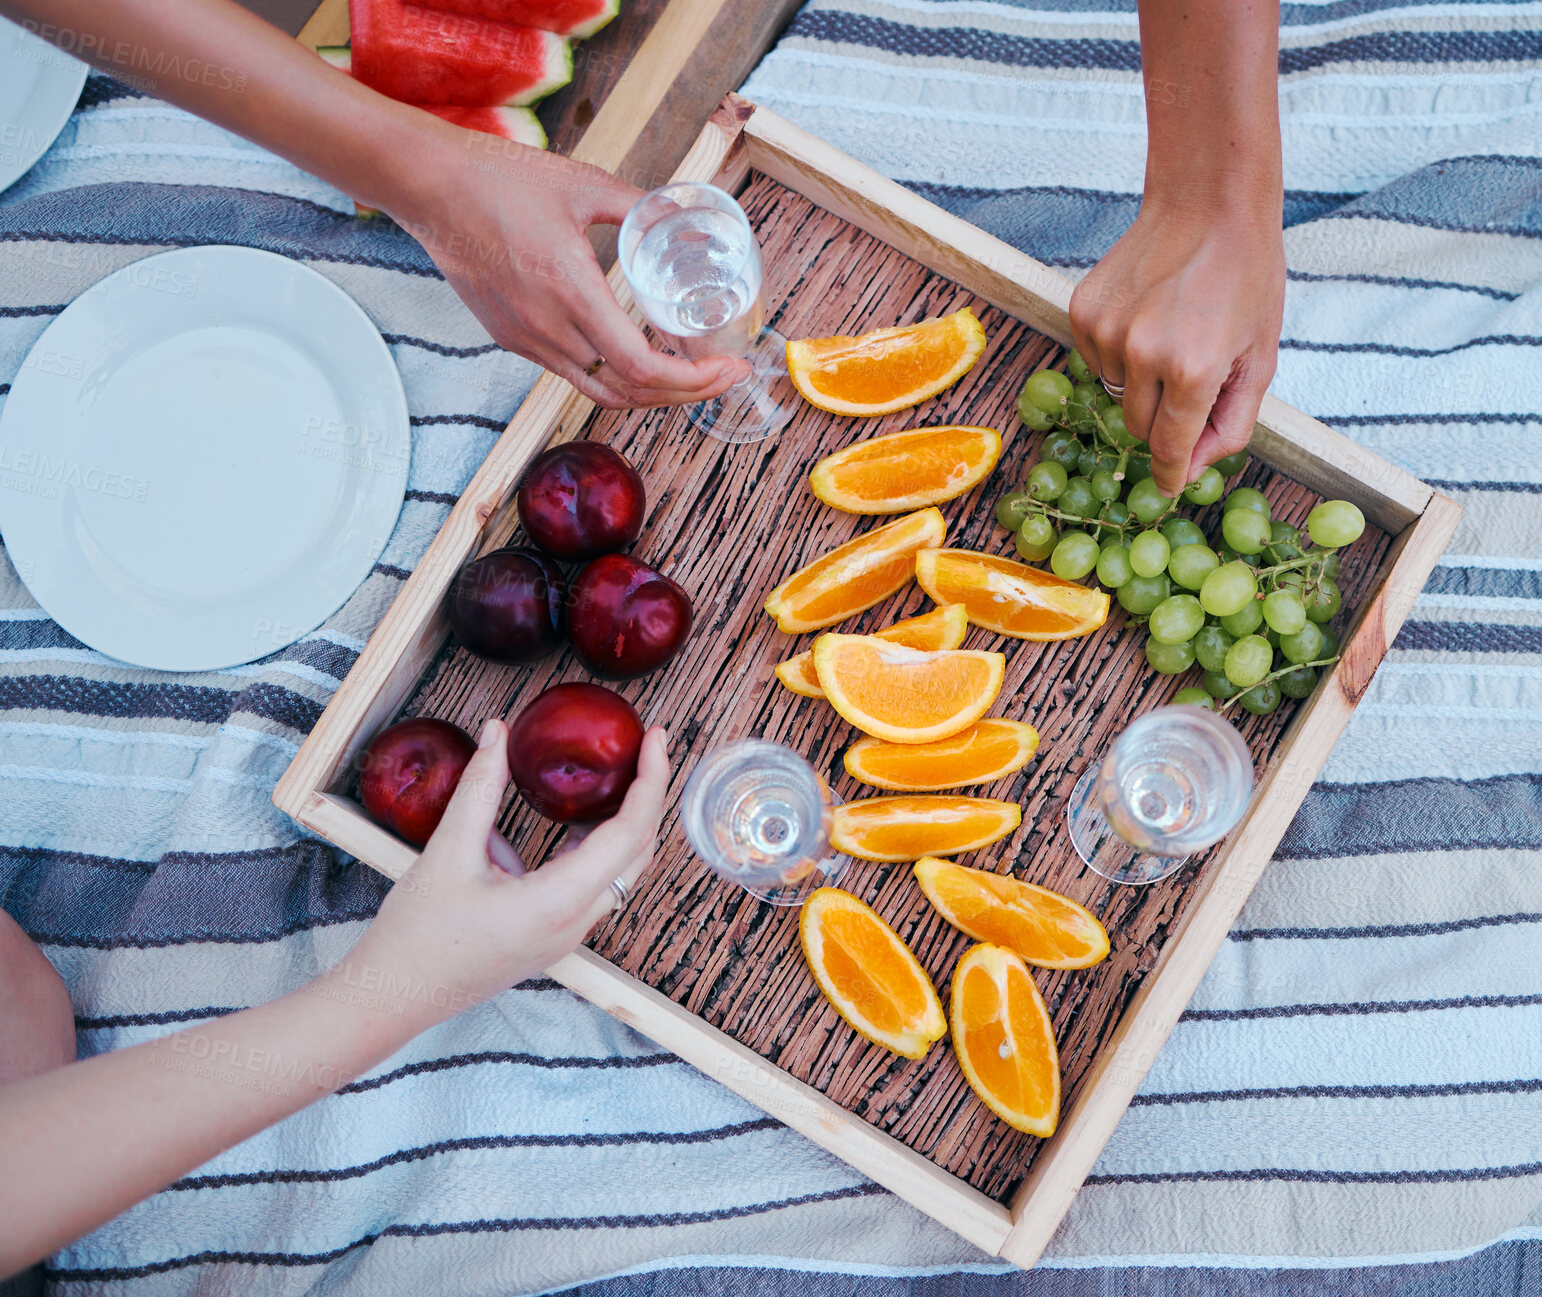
{"left": 996, "top": 350, "right": 1364, "bottom": 716}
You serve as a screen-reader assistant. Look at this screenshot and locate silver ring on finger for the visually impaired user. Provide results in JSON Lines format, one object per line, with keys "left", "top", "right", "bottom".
{"left": 1099, "top": 375, "right": 1125, "bottom": 400}
{"left": 609, "top": 876, "right": 630, "bottom": 912}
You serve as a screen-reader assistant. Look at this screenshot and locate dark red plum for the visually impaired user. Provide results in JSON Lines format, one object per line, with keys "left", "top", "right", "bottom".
{"left": 506, "top": 682, "right": 643, "bottom": 823}
{"left": 568, "top": 553, "right": 693, "bottom": 679}
{"left": 358, "top": 717, "right": 476, "bottom": 846}
{"left": 449, "top": 547, "right": 566, "bottom": 664}
{"left": 516, "top": 442, "right": 645, "bottom": 560}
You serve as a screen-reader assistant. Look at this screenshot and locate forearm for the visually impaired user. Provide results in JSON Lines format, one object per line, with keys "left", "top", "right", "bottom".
{"left": 0, "top": 954, "right": 435, "bottom": 1275}
{"left": 0, "top": 0, "right": 454, "bottom": 219}
{"left": 1136, "top": 0, "right": 1282, "bottom": 214}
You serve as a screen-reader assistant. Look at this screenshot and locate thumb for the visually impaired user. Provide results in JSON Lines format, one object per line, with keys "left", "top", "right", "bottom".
{"left": 424, "top": 719, "right": 510, "bottom": 863}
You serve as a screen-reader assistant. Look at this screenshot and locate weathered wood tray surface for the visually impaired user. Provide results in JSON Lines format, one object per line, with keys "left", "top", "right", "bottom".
{"left": 379, "top": 172, "right": 1393, "bottom": 1205}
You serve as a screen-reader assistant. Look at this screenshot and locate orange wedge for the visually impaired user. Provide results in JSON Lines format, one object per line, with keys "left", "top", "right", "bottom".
{"left": 786, "top": 309, "right": 988, "bottom": 417}
{"left": 831, "top": 796, "right": 1021, "bottom": 862}
{"left": 812, "top": 634, "right": 1004, "bottom": 744}
{"left": 916, "top": 548, "right": 1109, "bottom": 641}
{"left": 765, "top": 508, "right": 946, "bottom": 634}
{"left": 799, "top": 887, "right": 946, "bottom": 1059}
{"left": 951, "top": 943, "right": 1061, "bottom": 1136}
{"left": 844, "top": 720, "right": 1039, "bottom": 791}
{"left": 809, "top": 426, "right": 1002, "bottom": 514}
{"left": 774, "top": 604, "right": 968, "bottom": 699}
{"left": 913, "top": 857, "right": 1109, "bottom": 969}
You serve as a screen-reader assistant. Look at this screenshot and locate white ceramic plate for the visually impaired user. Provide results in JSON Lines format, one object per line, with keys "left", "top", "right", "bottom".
{"left": 0, "top": 246, "right": 410, "bottom": 671}
{"left": 0, "top": 16, "right": 88, "bottom": 194}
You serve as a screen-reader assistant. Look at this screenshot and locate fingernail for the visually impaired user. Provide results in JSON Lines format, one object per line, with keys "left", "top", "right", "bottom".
{"left": 655, "top": 726, "right": 670, "bottom": 754}
{"left": 478, "top": 719, "right": 501, "bottom": 749}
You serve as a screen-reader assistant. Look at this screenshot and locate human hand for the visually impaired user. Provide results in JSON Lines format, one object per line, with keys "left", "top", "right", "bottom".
{"left": 350, "top": 717, "right": 669, "bottom": 1025}
{"left": 1068, "top": 200, "right": 1284, "bottom": 498}
{"left": 389, "top": 123, "right": 747, "bottom": 409}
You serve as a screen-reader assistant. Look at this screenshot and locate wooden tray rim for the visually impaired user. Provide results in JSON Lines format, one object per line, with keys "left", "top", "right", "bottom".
{"left": 273, "top": 96, "right": 1462, "bottom": 1266}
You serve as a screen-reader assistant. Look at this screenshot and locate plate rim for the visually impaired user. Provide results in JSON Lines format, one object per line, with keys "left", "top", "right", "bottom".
{"left": 0, "top": 243, "right": 411, "bottom": 672}
{"left": 0, "top": 19, "right": 89, "bottom": 196}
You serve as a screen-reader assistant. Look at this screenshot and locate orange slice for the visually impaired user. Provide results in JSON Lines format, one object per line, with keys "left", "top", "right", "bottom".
{"left": 799, "top": 887, "right": 946, "bottom": 1059}
{"left": 786, "top": 309, "right": 988, "bottom": 417}
{"left": 812, "top": 634, "right": 1004, "bottom": 744}
{"left": 844, "top": 720, "right": 1039, "bottom": 791}
{"left": 809, "top": 426, "right": 1002, "bottom": 514}
{"left": 765, "top": 508, "right": 946, "bottom": 634}
{"left": 916, "top": 548, "right": 1109, "bottom": 641}
{"left": 831, "top": 795, "right": 1021, "bottom": 862}
{"left": 913, "top": 857, "right": 1109, "bottom": 969}
{"left": 951, "top": 943, "right": 1061, "bottom": 1136}
{"left": 774, "top": 604, "right": 968, "bottom": 699}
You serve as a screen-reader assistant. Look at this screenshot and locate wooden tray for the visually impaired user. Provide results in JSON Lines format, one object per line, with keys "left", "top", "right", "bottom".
{"left": 274, "top": 96, "right": 1461, "bottom": 1265}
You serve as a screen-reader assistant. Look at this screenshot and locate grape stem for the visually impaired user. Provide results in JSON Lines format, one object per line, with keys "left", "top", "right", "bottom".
{"left": 1216, "top": 655, "right": 1342, "bottom": 713}
{"left": 1027, "top": 502, "right": 1133, "bottom": 535}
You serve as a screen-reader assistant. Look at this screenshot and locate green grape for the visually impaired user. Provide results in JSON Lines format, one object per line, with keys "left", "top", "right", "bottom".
{"left": 1097, "top": 405, "right": 1140, "bottom": 449}
{"left": 1221, "top": 507, "right": 1271, "bottom": 555}
{"left": 1067, "top": 348, "right": 1093, "bottom": 384}
{"left": 1072, "top": 381, "right": 1101, "bottom": 409}
{"left": 996, "top": 492, "right": 1035, "bottom": 530}
{"left": 1096, "top": 544, "right": 1134, "bottom": 588}
{"left": 1279, "top": 621, "right": 1323, "bottom": 665}
{"left": 1102, "top": 501, "right": 1131, "bottom": 528}
{"left": 1306, "top": 499, "right": 1365, "bottom": 548}
{"left": 1224, "top": 635, "right": 1273, "bottom": 688}
{"left": 1183, "top": 467, "right": 1225, "bottom": 506}
{"left": 1129, "top": 531, "right": 1171, "bottom": 579}
{"left": 1016, "top": 390, "right": 1053, "bottom": 432}
{"left": 1123, "top": 456, "right": 1153, "bottom": 485}
{"left": 1304, "top": 579, "right": 1341, "bottom": 624}
{"left": 1264, "top": 521, "right": 1304, "bottom": 563}
{"left": 1051, "top": 532, "right": 1100, "bottom": 580}
{"left": 1265, "top": 626, "right": 1282, "bottom": 649}
{"left": 1059, "top": 477, "right": 1097, "bottom": 518}
{"left": 1218, "top": 545, "right": 1263, "bottom": 569}
{"left": 1212, "top": 449, "right": 1250, "bottom": 479}
{"left": 1173, "top": 686, "right": 1214, "bottom": 708}
{"left": 1042, "top": 431, "right": 1082, "bottom": 471}
{"left": 1321, "top": 550, "right": 1342, "bottom": 578}
{"left": 1117, "top": 573, "right": 1171, "bottom": 615}
{"left": 1016, "top": 514, "right": 1058, "bottom": 561}
{"left": 1224, "top": 486, "right": 1271, "bottom": 518}
{"left": 1146, "top": 637, "right": 1196, "bottom": 675}
{"left": 1203, "top": 668, "right": 1240, "bottom": 699}
{"left": 1194, "top": 623, "right": 1235, "bottom": 673}
{"left": 1199, "top": 561, "right": 1258, "bottom": 617}
{"left": 1219, "top": 599, "right": 1265, "bottom": 637}
{"left": 1090, "top": 469, "right": 1122, "bottom": 502}
{"left": 1262, "top": 589, "right": 1307, "bottom": 635}
{"left": 1239, "top": 680, "right": 1283, "bottom": 715}
{"left": 1127, "top": 478, "right": 1173, "bottom": 524}
{"left": 1317, "top": 625, "right": 1340, "bottom": 658}
{"left": 1149, "top": 594, "right": 1205, "bottom": 645}
{"left": 1100, "top": 531, "right": 1126, "bottom": 551}
{"left": 1021, "top": 369, "right": 1074, "bottom": 418}
{"left": 1278, "top": 666, "right": 1318, "bottom": 699}
{"left": 1027, "top": 461, "right": 1069, "bottom": 502}
{"left": 1162, "top": 518, "right": 1207, "bottom": 550}
{"left": 1170, "top": 544, "right": 1220, "bottom": 591}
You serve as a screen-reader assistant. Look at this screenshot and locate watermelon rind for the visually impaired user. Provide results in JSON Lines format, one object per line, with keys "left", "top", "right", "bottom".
{"left": 492, "top": 106, "right": 548, "bottom": 148}
{"left": 513, "top": 31, "right": 573, "bottom": 105}
{"left": 570, "top": 0, "right": 619, "bottom": 40}
{"left": 316, "top": 45, "right": 352, "bottom": 72}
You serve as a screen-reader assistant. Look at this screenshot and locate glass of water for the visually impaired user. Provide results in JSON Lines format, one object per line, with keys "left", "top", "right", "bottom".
{"left": 618, "top": 183, "right": 795, "bottom": 444}
{"left": 1066, "top": 704, "right": 1254, "bottom": 885}
{"left": 680, "top": 739, "right": 848, "bottom": 905}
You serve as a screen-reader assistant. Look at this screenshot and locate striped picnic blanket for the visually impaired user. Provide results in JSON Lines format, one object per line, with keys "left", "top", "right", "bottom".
{"left": 0, "top": 0, "right": 1538, "bottom": 1286}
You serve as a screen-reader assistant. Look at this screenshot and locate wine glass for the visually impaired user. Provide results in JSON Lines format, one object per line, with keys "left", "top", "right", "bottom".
{"left": 1066, "top": 704, "right": 1254, "bottom": 885}
{"left": 679, "top": 739, "right": 848, "bottom": 905}
{"left": 617, "top": 183, "right": 796, "bottom": 444}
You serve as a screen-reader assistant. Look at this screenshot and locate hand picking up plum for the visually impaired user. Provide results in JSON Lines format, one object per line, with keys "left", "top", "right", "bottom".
{"left": 359, "top": 717, "right": 477, "bottom": 846}
{"left": 506, "top": 682, "right": 644, "bottom": 823}
{"left": 569, "top": 553, "right": 694, "bottom": 679}
{"left": 517, "top": 442, "right": 646, "bottom": 560}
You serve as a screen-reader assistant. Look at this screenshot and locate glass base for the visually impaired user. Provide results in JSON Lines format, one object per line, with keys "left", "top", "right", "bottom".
{"left": 741, "top": 852, "right": 850, "bottom": 906}
{"left": 1066, "top": 765, "right": 1190, "bottom": 886}
{"left": 685, "top": 327, "right": 796, "bottom": 444}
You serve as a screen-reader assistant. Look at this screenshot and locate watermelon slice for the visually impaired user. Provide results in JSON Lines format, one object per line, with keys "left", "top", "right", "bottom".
{"left": 424, "top": 104, "right": 547, "bottom": 147}
{"left": 344, "top": 0, "right": 573, "bottom": 106}
{"left": 413, "top": 0, "right": 618, "bottom": 40}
